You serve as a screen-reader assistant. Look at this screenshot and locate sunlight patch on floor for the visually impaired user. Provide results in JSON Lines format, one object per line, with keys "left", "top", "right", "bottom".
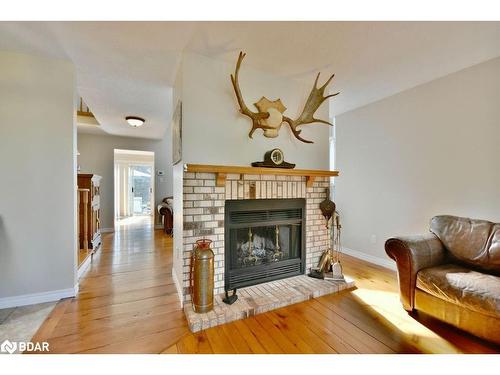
{"left": 116, "top": 215, "right": 153, "bottom": 227}
{"left": 351, "top": 287, "right": 461, "bottom": 353}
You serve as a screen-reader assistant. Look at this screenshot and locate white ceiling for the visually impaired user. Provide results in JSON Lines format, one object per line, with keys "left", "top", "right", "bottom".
{"left": 1, "top": 21, "right": 500, "bottom": 139}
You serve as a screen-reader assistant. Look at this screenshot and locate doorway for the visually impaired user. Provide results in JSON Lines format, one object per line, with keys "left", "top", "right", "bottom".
{"left": 114, "top": 149, "right": 155, "bottom": 229}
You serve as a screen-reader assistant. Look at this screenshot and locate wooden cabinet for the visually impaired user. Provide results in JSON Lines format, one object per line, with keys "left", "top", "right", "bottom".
{"left": 78, "top": 174, "right": 102, "bottom": 250}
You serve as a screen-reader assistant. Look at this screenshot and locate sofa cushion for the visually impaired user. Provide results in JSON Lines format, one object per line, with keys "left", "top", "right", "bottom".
{"left": 430, "top": 215, "right": 500, "bottom": 274}
{"left": 416, "top": 264, "right": 500, "bottom": 318}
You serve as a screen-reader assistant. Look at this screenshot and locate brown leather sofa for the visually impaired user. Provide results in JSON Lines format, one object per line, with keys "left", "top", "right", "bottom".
{"left": 385, "top": 215, "right": 500, "bottom": 344}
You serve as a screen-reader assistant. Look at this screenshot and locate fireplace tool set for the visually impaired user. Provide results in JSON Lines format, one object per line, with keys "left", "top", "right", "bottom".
{"left": 309, "top": 188, "right": 345, "bottom": 281}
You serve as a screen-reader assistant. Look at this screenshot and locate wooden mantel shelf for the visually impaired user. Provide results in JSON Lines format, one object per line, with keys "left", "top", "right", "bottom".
{"left": 185, "top": 164, "right": 339, "bottom": 188}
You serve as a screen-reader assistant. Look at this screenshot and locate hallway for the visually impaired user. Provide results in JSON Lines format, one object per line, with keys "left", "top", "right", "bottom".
{"left": 33, "top": 223, "right": 187, "bottom": 353}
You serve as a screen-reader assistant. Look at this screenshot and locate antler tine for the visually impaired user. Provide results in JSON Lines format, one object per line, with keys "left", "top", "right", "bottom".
{"left": 236, "top": 51, "right": 246, "bottom": 70}
{"left": 230, "top": 51, "right": 252, "bottom": 115}
{"left": 321, "top": 91, "right": 340, "bottom": 103}
{"left": 320, "top": 73, "right": 335, "bottom": 91}
{"left": 230, "top": 51, "right": 271, "bottom": 138}
{"left": 291, "top": 129, "right": 314, "bottom": 144}
{"left": 313, "top": 72, "right": 321, "bottom": 88}
{"left": 283, "top": 116, "right": 314, "bottom": 144}
{"left": 282, "top": 70, "right": 339, "bottom": 143}
{"left": 312, "top": 118, "right": 333, "bottom": 126}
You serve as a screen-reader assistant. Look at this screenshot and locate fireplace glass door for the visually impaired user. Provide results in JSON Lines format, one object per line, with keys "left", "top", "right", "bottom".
{"left": 225, "top": 199, "right": 305, "bottom": 290}
{"left": 230, "top": 224, "right": 300, "bottom": 269}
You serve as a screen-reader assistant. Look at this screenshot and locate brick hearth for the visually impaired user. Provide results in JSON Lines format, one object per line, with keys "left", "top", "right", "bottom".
{"left": 184, "top": 274, "right": 355, "bottom": 332}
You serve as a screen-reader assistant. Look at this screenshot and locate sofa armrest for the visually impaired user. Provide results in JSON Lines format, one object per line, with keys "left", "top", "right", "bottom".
{"left": 385, "top": 233, "right": 446, "bottom": 311}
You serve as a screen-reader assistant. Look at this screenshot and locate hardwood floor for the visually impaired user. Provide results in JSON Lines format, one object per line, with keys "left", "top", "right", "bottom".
{"left": 32, "top": 219, "right": 499, "bottom": 354}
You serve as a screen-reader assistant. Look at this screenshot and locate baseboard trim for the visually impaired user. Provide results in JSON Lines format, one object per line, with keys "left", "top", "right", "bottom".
{"left": 0, "top": 285, "right": 78, "bottom": 309}
{"left": 100, "top": 228, "right": 114, "bottom": 233}
{"left": 341, "top": 247, "right": 396, "bottom": 271}
{"left": 77, "top": 253, "right": 92, "bottom": 279}
{"left": 171, "top": 267, "right": 184, "bottom": 308}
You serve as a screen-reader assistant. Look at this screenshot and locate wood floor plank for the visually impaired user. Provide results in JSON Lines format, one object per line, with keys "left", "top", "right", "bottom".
{"left": 77, "top": 278, "right": 175, "bottom": 297}
{"left": 243, "top": 316, "right": 286, "bottom": 354}
{"left": 65, "top": 284, "right": 177, "bottom": 312}
{"left": 257, "top": 312, "right": 316, "bottom": 354}
{"left": 314, "top": 295, "right": 417, "bottom": 353}
{"left": 176, "top": 331, "right": 214, "bottom": 354}
{"left": 221, "top": 323, "right": 254, "bottom": 353}
{"left": 161, "top": 344, "right": 180, "bottom": 354}
{"left": 56, "top": 294, "right": 181, "bottom": 327}
{"left": 253, "top": 314, "right": 304, "bottom": 354}
{"left": 30, "top": 299, "right": 71, "bottom": 345}
{"left": 230, "top": 319, "right": 267, "bottom": 354}
{"left": 79, "top": 326, "right": 187, "bottom": 354}
{"left": 49, "top": 302, "right": 184, "bottom": 339}
{"left": 204, "top": 326, "right": 237, "bottom": 354}
{"left": 79, "top": 267, "right": 172, "bottom": 289}
{"left": 46, "top": 310, "right": 187, "bottom": 353}
{"left": 286, "top": 302, "right": 359, "bottom": 354}
{"left": 306, "top": 299, "right": 395, "bottom": 353}
{"left": 267, "top": 310, "right": 337, "bottom": 354}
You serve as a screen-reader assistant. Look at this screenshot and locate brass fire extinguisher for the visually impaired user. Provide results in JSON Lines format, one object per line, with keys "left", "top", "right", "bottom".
{"left": 190, "top": 239, "right": 214, "bottom": 313}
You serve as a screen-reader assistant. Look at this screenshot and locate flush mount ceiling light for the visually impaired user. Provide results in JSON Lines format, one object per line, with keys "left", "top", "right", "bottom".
{"left": 125, "top": 116, "right": 145, "bottom": 127}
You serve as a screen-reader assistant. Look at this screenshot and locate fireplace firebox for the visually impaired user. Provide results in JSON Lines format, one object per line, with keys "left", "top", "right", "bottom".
{"left": 224, "top": 199, "right": 305, "bottom": 291}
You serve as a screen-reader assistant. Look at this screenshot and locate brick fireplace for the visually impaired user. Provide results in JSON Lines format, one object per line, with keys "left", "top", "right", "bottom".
{"left": 181, "top": 168, "right": 333, "bottom": 303}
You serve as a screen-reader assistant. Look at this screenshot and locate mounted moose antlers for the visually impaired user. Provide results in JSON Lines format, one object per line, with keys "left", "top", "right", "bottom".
{"left": 230, "top": 51, "right": 339, "bottom": 144}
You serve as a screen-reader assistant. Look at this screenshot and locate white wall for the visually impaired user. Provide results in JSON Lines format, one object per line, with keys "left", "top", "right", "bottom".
{"left": 171, "top": 57, "right": 184, "bottom": 305}
{"left": 77, "top": 133, "right": 172, "bottom": 229}
{"left": 335, "top": 57, "right": 500, "bottom": 265}
{"left": 0, "top": 51, "right": 77, "bottom": 306}
{"left": 181, "top": 52, "right": 330, "bottom": 168}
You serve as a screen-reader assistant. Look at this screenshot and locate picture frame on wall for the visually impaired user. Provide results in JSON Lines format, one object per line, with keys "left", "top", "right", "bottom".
{"left": 172, "top": 101, "right": 182, "bottom": 165}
